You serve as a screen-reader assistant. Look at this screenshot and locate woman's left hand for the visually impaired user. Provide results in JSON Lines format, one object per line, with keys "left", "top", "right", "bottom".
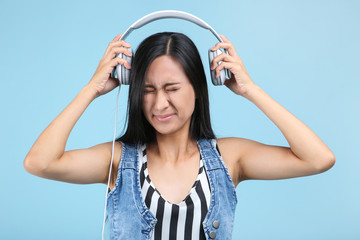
{"left": 210, "top": 34, "right": 256, "bottom": 97}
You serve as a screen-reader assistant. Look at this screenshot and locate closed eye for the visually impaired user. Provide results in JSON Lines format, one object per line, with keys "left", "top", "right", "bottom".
{"left": 144, "top": 88, "right": 155, "bottom": 94}
{"left": 143, "top": 87, "right": 179, "bottom": 94}
{"left": 167, "top": 88, "right": 179, "bottom": 92}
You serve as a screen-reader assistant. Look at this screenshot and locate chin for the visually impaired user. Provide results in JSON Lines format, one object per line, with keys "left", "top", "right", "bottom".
{"left": 152, "top": 126, "right": 179, "bottom": 135}
{"left": 151, "top": 121, "right": 187, "bottom": 136}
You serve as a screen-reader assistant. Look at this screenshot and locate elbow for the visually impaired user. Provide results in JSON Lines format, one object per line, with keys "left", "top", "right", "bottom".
{"left": 23, "top": 157, "right": 37, "bottom": 175}
{"left": 314, "top": 152, "right": 336, "bottom": 173}
{"left": 23, "top": 155, "right": 47, "bottom": 176}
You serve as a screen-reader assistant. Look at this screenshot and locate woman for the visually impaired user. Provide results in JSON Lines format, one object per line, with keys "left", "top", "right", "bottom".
{"left": 24, "top": 32, "right": 335, "bottom": 240}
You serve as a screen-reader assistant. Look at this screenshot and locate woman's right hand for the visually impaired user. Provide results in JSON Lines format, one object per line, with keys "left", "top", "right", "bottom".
{"left": 87, "top": 33, "right": 132, "bottom": 98}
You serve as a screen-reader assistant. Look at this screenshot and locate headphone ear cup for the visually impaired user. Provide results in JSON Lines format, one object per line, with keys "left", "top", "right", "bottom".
{"left": 208, "top": 49, "right": 226, "bottom": 85}
{"left": 115, "top": 47, "right": 133, "bottom": 85}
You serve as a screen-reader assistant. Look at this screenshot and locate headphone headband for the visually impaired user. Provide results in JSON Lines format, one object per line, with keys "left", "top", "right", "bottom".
{"left": 111, "top": 10, "right": 231, "bottom": 82}
{"left": 119, "top": 10, "right": 224, "bottom": 43}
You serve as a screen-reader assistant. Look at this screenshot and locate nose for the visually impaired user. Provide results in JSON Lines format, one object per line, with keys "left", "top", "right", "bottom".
{"left": 154, "top": 89, "right": 170, "bottom": 112}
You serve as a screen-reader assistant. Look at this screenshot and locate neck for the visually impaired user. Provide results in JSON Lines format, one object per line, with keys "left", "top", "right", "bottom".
{"left": 148, "top": 125, "right": 198, "bottom": 165}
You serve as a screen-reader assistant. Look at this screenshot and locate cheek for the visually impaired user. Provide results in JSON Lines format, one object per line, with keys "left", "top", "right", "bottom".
{"left": 172, "top": 90, "right": 196, "bottom": 113}
{"left": 142, "top": 98, "right": 151, "bottom": 117}
{"left": 184, "top": 88, "right": 196, "bottom": 106}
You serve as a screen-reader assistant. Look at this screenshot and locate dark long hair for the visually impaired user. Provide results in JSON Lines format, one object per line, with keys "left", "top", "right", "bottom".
{"left": 116, "top": 32, "right": 216, "bottom": 144}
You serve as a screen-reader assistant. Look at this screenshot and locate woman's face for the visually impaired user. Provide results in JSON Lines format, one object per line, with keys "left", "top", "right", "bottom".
{"left": 142, "top": 55, "right": 196, "bottom": 136}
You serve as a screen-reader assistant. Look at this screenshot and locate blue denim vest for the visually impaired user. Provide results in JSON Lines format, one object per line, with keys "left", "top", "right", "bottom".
{"left": 105, "top": 138, "right": 238, "bottom": 240}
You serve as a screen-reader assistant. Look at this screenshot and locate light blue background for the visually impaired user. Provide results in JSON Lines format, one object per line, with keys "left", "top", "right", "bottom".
{"left": 1, "top": 0, "right": 359, "bottom": 239}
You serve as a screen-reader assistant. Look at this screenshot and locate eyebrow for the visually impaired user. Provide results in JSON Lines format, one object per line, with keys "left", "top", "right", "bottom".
{"left": 144, "top": 82, "right": 181, "bottom": 88}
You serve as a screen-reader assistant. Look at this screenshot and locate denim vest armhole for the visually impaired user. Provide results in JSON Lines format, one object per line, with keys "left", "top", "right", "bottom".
{"left": 210, "top": 138, "right": 238, "bottom": 206}
{"left": 107, "top": 140, "right": 126, "bottom": 199}
{"left": 105, "top": 140, "right": 126, "bottom": 240}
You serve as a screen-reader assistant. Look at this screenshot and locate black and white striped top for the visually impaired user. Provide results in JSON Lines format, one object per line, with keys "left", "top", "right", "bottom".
{"left": 139, "top": 144, "right": 212, "bottom": 240}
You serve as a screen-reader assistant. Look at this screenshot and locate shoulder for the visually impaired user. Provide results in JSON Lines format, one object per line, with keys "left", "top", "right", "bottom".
{"left": 98, "top": 140, "right": 123, "bottom": 169}
{"left": 215, "top": 137, "right": 260, "bottom": 165}
{"left": 99, "top": 141, "right": 123, "bottom": 186}
{"left": 215, "top": 137, "right": 248, "bottom": 154}
{"left": 215, "top": 137, "right": 246, "bottom": 160}
{"left": 215, "top": 137, "right": 251, "bottom": 185}
{"left": 96, "top": 140, "right": 123, "bottom": 156}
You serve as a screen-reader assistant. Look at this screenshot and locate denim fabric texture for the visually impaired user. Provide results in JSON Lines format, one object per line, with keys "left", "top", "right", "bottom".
{"left": 105, "top": 138, "right": 238, "bottom": 240}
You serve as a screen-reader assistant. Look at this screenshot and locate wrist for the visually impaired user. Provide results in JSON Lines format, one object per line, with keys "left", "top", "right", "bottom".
{"left": 241, "top": 83, "right": 261, "bottom": 100}
{"left": 83, "top": 84, "right": 100, "bottom": 101}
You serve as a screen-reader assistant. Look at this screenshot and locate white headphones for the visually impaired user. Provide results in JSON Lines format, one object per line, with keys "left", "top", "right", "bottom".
{"left": 111, "top": 10, "right": 231, "bottom": 85}
{"left": 102, "top": 10, "right": 230, "bottom": 239}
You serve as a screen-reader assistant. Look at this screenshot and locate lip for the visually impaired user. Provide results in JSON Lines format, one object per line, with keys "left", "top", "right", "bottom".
{"left": 154, "top": 114, "right": 175, "bottom": 122}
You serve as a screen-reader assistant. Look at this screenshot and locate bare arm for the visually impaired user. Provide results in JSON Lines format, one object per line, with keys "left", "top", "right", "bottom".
{"left": 23, "top": 85, "right": 116, "bottom": 184}
{"left": 211, "top": 35, "right": 335, "bottom": 184}
{"left": 242, "top": 85, "right": 335, "bottom": 175}
{"left": 24, "top": 85, "right": 97, "bottom": 172}
{"left": 23, "top": 33, "right": 131, "bottom": 185}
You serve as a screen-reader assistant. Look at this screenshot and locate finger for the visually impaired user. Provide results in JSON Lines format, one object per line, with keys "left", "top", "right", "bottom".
{"left": 112, "top": 33, "right": 122, "bottom": 42}
{"left": 104, "top": 40, "right": 132, "bottom": 57}
{"left": 220, "top": 34, "right": 231, "bottom": 43}
{"left": 109, "top": 56, "right": 132, "bottom": 70}
{"left": 211, "top": 42, "right": 237, "bottom": 57}
{"left": 215, "top": 61, "right": 235, "bottom": 78}
{"left": 211, "top": 52, "right": 233, "bottom": 70}
{"left": 114, "top": 39, "right": 131, "bottom": 48}
{"left": 211, "top": 42, "right": 231, "bottom": 51}
{"left": 103, "top": 57, "right": 131, "bottom": 77}
{"left": 103, "top": 46, "right": 133, "bottom": 62}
